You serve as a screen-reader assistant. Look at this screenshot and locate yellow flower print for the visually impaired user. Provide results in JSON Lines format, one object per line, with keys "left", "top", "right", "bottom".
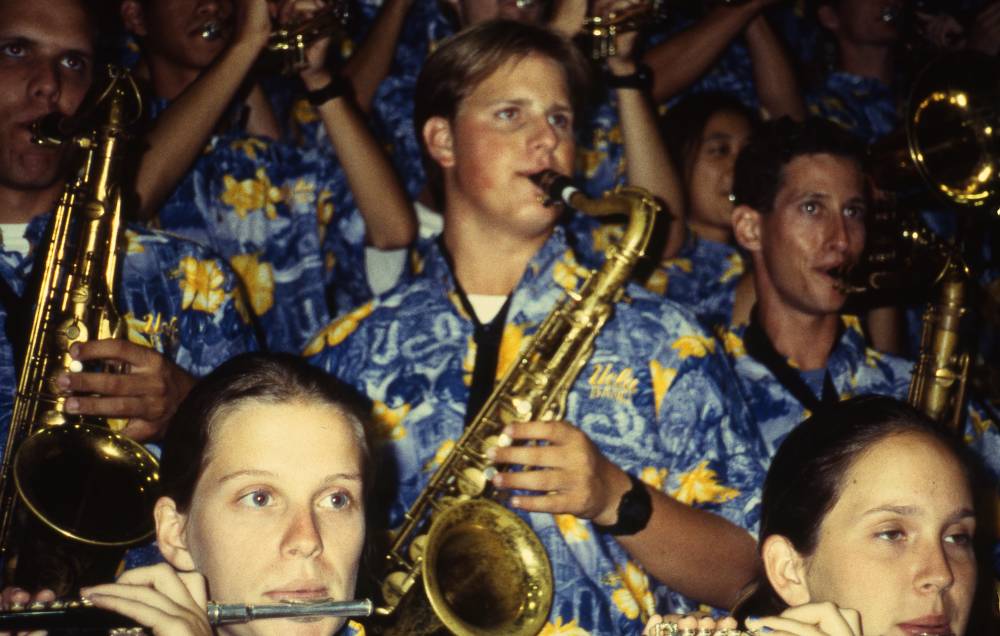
{"left": 346, "top": 621, "right": 366, "bottom": 636}
{"left": 864, "top": 348, "right": 883, "bottom": 368}
{"left": 576, "top": 147, "right": 606, "bottom": 179}
{"left": 649, "top": 359, "right": 677, "bottom": 415}
{"left": 553, "top": 251, "right": 588, "bottom": 293}
{"left": 462, "top": 335, "right": 476, "bottom": 387}
{"left": 124, "top": 230, "right": 145, "bottom": 254}
{"left": 671, "top": 334, "right": 715, "bottom": 359}
{"left": 229, "top": 137, "right": 268, "bottom": 161}
{"left": 325, "top": 251, "right": 337, "bottom": 273}
{"left": 424, "top": 439, "right": 455, "bottom": 472}
{"left": 302, "top": 301, "right": 374, "bottom": 356}
{"left": 124, "top": 313, "right": 156, "bottom": 348}
{"left": 229, "top": 253, "right": 274, "bottom": 317}
{"left": 673, "top": 460, "right": 740, "bottom": 505}
{"left": 841, "top": 314, "right": 863, "bottom": 335}
{"left": 969, "top": 408, "right": 996, "bottom": 439}
{"left": 177, "top": 256, "right": 225, "bottom": 314}
{"left": 292, "top": 98, "right": 319, "bottom": 125}
{"left": 539, "top": 618, "right": 590, "bottom": 636}
{"left": 664, "top": 257, "right": 693, "bottom": 274}
{"left": 606, "top": 124, "right": 623, "bottom": 144}
{"left": 555, "top": 514, "right": 590, "bottom": 543}
{"left": 719, "top": 253, "right": 744, "bottom": 283}
{"left": 496, "top": 323, "right": 527, "bottom": 380}
{"left": 410, "top": 250, "right": 425, "bottom": 276}
{"left": 289, "top": 178, "right": 316, "bottom": 207}
{"left": 639, "top": 466, "right": 668, "bottom": 491}
{"left": 645, "top": 268, "right": 668, "bottom": 296}
{"left": 609, "top": 561, "right": 655, "bottom": 621}
{"left": 372, "top": 400, "right": 409, "bottom": 444}
{"left": 316, "top": 187, "right": 335, "bottom": 243}
{"left": 721, "top": 330, "right": 746, "bottom": 357}
{"left": 221, "top": 167, "right": 286, "bottom": 219}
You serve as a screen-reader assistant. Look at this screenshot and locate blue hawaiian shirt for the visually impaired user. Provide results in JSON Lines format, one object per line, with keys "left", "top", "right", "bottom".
{"left": 721, "top": 315, "right": 1000, "bottom": 482}
{"left": 307, "top": 225, "right": 767, "bottom": 630}
{"left": 806, "top": 71, "right": 899, "bottom": 145}
{"left": 565, "top": 216, "right": 744, "bottom": 331}
{"left": 0, "top": 213, "right": 259, "bottom": 455}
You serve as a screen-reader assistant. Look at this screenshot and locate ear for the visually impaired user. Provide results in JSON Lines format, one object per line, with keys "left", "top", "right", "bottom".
{"left": 761, "top": 534, "right": 812, "bottom": 608}
{"left": 423, "top": 116, "right": 456, "bottom": 169}
{"left": 816, "top": 5, "right": 840, "bottom": 34}
{"left": 154, "top": 496, "right": 196, "bottom": 571}
{"left": 731, "top": 204, "right": 763, "bottom": 252}
{"left": 120, "top": 0, "right": 149, "bottom": 37}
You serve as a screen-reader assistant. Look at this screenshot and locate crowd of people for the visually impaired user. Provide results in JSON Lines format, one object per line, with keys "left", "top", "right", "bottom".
{"left": 0, "top": 0, "right": 998, "bottom": 634}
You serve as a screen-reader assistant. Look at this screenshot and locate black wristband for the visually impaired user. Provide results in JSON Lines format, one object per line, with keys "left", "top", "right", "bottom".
{"left": 593, "top": 473, "right": 652, "bottom": 536}
{"left": 605, "top": 63, "right": 653, "bottom": 92}
{"left": 305, "top": 75, "right": 352, "bottom": 106}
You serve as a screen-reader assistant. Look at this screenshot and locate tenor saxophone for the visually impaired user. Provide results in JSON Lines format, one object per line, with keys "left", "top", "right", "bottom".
{"left": 907, "top": 255, "right": 971, "bottom": 432}
{"left": 0, "top": 68, "right": 159, "bottom": 587}
{"left": 369, "top": 171, "right": 660, "bottom": 636}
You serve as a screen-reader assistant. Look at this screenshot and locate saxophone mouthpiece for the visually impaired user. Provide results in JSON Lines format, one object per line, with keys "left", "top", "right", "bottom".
{"left": 830, "top": 264, "right": 867, "bottom": 295}
{"left": 30, "top": 113, "right": 75, "bottom": 146}
{"left": 528, "top": 170, "right": 577, "bottom": 208}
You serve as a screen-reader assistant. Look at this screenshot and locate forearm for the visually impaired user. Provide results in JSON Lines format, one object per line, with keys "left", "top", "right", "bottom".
{"left": 642, "top": 5, "right": 758, "bottom": 104}
{"left": 745, "top": 15, "right": 805, "bottom": 120}
{"left": 342, "top": 0, "right": 414, "bottom": 112}
{"left": 134, "top": 40, "right": 264, "bottom": 219}
{"left": 307, "top": 73, "right": 416, "bottom": 247}
{"left": 614, "top": 83, "right": 686, "bottom": 258}
{"left": 618, "top": 486, "right": 760, "bottom": 608}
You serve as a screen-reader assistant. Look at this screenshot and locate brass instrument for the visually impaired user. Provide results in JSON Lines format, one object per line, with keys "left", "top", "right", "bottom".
{"left": 0, "top": 597, "right": 372, "bottom": 632}
{"left": 370, "top": 171, "right": 660, "bottom": 636}
{"left": 0, "top": 67, "right": 159, "bottom": 583}
{"left": 585, "top": 1, "right": 667, "bottom": 59}
{"left": 200, "top": 2, "right": 351, "bottom": 75}
{"left": 908, "top": 254, "right": 971, "bottom": 432}
{"left": 870, "top": 52, "right": 999, "bottom": 210}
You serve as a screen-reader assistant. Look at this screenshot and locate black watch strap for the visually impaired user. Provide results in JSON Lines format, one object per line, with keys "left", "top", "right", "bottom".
{"left": 593, "top": 473, "right": 652, "bottom": 536}
{"left": 305, "top": 75, "right": 352, "bottom": 106}
{"left": 605, "top": 63, "right": 653, "bottom": 92}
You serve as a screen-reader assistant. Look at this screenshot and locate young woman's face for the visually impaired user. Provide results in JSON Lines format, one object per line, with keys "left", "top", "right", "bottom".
{"left": 178, "top": 399, "right": 366, "bottom": 636}
{"left": 685, "top": 109, "right": 751, "bottom": 236}
{"left": 802, "top": 432, "right": 976, "bottom": 636}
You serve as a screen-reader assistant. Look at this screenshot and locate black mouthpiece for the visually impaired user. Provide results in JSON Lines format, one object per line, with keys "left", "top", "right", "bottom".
{"left": 528, "top": 170, "right": 578, "bottom": 207}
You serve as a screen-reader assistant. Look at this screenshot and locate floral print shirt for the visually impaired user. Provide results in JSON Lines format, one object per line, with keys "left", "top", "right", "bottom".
{"left": 308, "top": 225, "right": 767, "bottom": 631}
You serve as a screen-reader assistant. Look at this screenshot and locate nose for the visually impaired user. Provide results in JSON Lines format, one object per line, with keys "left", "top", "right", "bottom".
{"left": 28, "top": 61, "right": 61, "bottom": 108}
{"left": 915, "top": 541, "right": 956, "bottom": 595}
{"left": 826, "top": 211, "right": 851, "bottom": 254}
{"left": 280, "top": 506, "right": 323, "bottom": 559}
{"left": 528, "top": 115, "right": 559, "bottom": 157}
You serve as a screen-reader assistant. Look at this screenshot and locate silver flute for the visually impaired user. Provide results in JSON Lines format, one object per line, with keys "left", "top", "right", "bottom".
{"left": 0, "top": 597, "right": 373, "bottom": 632}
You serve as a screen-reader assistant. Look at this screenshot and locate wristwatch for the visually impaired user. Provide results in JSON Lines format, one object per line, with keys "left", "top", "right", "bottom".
{"left": 305, "top": 75, "right": 353, "bottom": 106}
{"left": 605, "top": 63, "right": 653, "bottom": 93}
{"left": 593, "top": 473, "right": 652, "bottom": 536}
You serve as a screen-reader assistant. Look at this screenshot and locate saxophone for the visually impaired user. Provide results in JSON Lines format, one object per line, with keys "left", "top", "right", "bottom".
{"left": 369, "top": 171, "right": 660, "bottom": 636}
{"left": 0, "top": 68, "right": 159, "bottom": 588}
{"left": 907, "top": 254, "right": 971, "bottom": 432}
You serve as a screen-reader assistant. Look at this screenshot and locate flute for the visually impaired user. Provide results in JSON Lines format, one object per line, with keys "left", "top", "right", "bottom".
{"left": 0, "top": 597, "right": 373, "bottom": 633}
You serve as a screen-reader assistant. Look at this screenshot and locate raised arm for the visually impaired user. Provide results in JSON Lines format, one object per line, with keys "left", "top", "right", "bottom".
{"left": 341, "top": 0, "right": 415, "bottom": 112}
{"left": 642, "top": 0, "right": 778, "bottom": 104}
{"left": 744, "top": 13, "right": 805, "bottom": 120}
{"left": 293, "top": 2, "right": 416, "bottom": 248}
{"left": 130, "top": 0, "right": 273, "bottom": 219}
{"left": 598, "top": 0, "right": 686, "bottom": 258}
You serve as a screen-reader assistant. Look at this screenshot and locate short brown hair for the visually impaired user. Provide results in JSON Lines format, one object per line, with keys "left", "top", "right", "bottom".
{"left": 413, "top": 19, "right": 592, "bottom": 202}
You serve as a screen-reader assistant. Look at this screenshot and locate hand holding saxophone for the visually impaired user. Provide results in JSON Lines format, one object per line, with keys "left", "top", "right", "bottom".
{"left": 642, "top": 603, "right": 862, "bottom": 636}
{"left": 487, "top": 420, "right": 634, "bottom": 525}
{"left": 56, "top": 341, "right": 196, "bottom": 443}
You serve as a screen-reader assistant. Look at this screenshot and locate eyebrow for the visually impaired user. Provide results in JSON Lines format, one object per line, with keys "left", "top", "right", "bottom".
{"left": 217, "top": 469, "right": 363, "bottom": 485}
{"left": 863, "top": 505, "right": 976, "bottom": 522}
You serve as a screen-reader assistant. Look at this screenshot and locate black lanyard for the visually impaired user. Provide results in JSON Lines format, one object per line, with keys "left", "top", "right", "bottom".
{"left": 742, "top": 309, "right": 840, "bottom": 413}
{"left": 438, "top": 238, "right": 512, "bottom": 424}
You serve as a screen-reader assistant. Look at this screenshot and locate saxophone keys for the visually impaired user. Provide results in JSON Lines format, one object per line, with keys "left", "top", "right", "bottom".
{"left": 458, "top": 467, "right": 487, "bottom": 496}
{"left": 381, "top": 570, "right": 414, "bottom": 606}
{"left": 408, "top": 534, "right": 428, "bottom": 562}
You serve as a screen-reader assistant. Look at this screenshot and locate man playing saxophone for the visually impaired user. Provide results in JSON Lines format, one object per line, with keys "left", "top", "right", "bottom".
{"left": 716, "top": 116, "right": 1000, "bottom": 519}
{"left": 308, "top": 19, "right": 766, "bottom": 633}
{"left": 0, "top": 0, "right": 258, "bottom": 593}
